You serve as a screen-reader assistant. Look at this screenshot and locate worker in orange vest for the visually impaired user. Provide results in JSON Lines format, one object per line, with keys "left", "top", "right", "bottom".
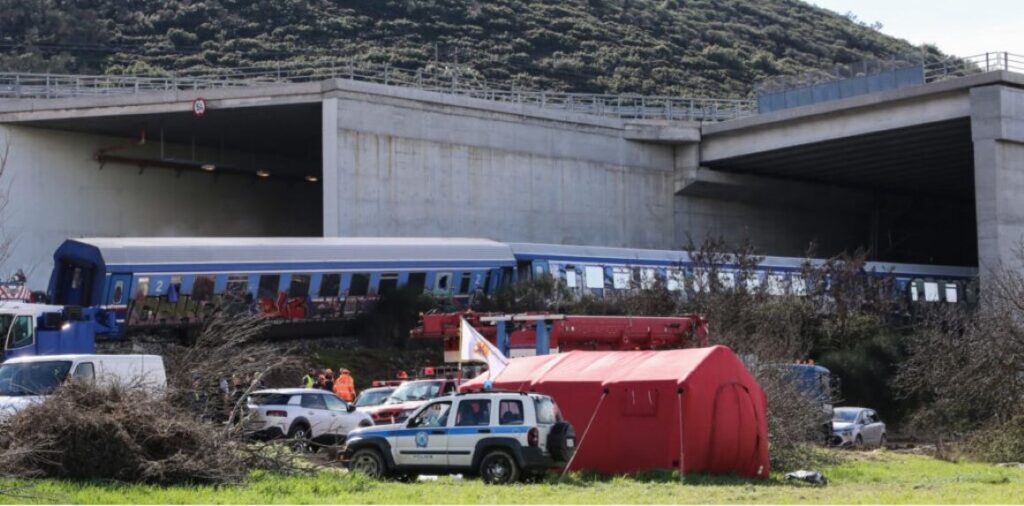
{"left": 334, "top": 368, "right": 356, "bottom": 402}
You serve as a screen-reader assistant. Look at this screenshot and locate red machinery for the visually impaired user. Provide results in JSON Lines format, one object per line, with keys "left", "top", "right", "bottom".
{"left": 411, "top": 311, "right": 708, "bottom": 363}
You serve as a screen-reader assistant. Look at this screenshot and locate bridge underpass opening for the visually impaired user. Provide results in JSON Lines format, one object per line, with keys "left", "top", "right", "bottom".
{"left": 704, "top": 118, "right": 977, "bottom": 267}
{"left": 13, "top": 102, "right": 324, "bottom": 238}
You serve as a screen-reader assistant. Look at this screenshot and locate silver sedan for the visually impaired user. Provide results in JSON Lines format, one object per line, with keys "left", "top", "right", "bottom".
{"left": 831, "top": 407, "right": 887, "bottom": 448}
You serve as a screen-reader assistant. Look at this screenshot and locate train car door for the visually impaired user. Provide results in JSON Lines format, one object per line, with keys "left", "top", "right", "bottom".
{"left": 107, "top": 274, "right": 131, "bottom": 306}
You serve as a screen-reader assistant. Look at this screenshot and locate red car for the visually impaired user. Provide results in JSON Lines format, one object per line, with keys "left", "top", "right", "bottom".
{"left": 361, "top": 379, "right": 461, "bottom": 424}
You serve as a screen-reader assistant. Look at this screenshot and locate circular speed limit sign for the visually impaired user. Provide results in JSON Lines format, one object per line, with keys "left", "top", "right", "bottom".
{"left": 191, "top": 97, "right": 208, "bottom": 117}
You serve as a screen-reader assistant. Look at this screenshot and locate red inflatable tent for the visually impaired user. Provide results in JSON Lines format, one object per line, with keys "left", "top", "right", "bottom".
{"left": 461, "top": 346, "right": 769, "bottom": 478}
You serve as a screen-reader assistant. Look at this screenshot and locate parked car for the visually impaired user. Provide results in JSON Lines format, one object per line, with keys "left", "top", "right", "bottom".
{"left": 354, "top": 386, "right": 396, "bottom": 410}
{"left": 344, "top": 390, "right": 576, "bottom": 484}
{"left": 361, "top": 379, "right": 461, "bottom": 424}
{"left": 831, "top": 407, "right": 886, "bottom": 448}
{"left": 244, "top": 388, "right": 373, "bottom": 451}
{"left": 0, "top": 354, "right": 166, "bottom": 416}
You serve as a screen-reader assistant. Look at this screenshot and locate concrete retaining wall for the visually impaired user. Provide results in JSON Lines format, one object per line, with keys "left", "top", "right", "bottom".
{"left": 0, "top": 125, "right": 321, "bottom": 287}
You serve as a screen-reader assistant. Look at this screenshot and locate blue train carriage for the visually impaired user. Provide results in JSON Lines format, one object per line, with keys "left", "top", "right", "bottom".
{"left": 506, "top": 243, "right": 978, "bottom": 304}
{"left": 47, "top": 237, "right": 516, "bottom": 339}
{"left": 0, "top": 302, "right": 98, "bottom": 359}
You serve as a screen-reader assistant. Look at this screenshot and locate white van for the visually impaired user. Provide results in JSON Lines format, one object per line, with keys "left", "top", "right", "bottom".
{"left": 0, "top": 354, "right": 167, "bottom": 415}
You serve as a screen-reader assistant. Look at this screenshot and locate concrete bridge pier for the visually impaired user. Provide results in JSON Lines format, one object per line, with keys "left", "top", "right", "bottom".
{"left": 971, "top": 85, "right": 1024, "bottom": 276}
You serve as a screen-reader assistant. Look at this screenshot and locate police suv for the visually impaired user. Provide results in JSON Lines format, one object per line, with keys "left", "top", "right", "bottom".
{"left": 343, "top": 391, "right": 576, "bottom": 484}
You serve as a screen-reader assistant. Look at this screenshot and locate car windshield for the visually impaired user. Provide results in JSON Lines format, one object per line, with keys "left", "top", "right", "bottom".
{"left": 833, "top": 409, "right": 860, "bottom": 423}
{"left": 386, "top": 381, "right": 443, "bottom": 404}
{"left": 0, "top": 361, "right": 73, "bottom": 396}
{"left": 355, "top": 388, "right": 394, "bottom": 407}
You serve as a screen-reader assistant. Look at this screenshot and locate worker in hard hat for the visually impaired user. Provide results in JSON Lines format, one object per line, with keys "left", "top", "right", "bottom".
{"left": 334, "top": 368, "right": 356, "bottom": 402}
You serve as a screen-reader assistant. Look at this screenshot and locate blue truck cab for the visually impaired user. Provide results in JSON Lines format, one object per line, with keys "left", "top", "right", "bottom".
{"left": 0, "top": 302, "right": 102, "bottom": 360}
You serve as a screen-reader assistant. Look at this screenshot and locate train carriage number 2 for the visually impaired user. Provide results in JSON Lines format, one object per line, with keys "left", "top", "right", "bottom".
{"left": 154, "top": 280, "right": 164, "bottom": 294}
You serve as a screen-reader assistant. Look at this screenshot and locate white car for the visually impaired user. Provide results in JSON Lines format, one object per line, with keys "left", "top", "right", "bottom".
{"left": 244, "top": 388, "right": 373, "bottom": 451}
{"left": 344, "top": 391, "right": 576, "bottom": 484}
{"left": 0, "top": 354, "right": 166, "bottom": 416}
{"left": 831, "top": 407, "right": 887, "bottom": 448}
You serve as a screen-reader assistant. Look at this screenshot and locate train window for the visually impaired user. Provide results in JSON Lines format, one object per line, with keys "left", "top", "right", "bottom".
{"left": 718, "top": 272, "right": 735, "bottom": 289}
{"left": 257, "top": 275, "right": 280, "bottom": 300}
{"left": 135, "top": 277, "right": 150, "bottom": 299}
{"left": 289, "top": 274, "right": 311, "bottom": 298}
{"left": 766, "top": 273, "right": 786, "bottom": 295}
{"left": 790, "top": 275, "right": 807, "bottom": 296}
{"left": 407, "top": 272, "right": 427, "bottom": 292}
{"left": 319, "top": 274, "right": 341, "bottom": 297}
{"left": 923, "top": 282, "right": 940, "bottom": 302}
{"left": 379, "top": 273, "right": 399, "bottom": 296}
{"left": 458, "top": 273, "right": 472, "bottom": 295}
{"left": 641, "top": 268, "right": 656, "bottom": 289}
{"left": 744, "top": 273, "right": 761, "bottom": 292}
{"left": 909, "top": 279, "right": 923, "bottom": 302}
{"left": 944, "top": 282, "right": 959, "bottom": 303}
{"left": 435, "top": 273, "right": 452, "bottom": 293}
{"left": 612, "top": 268, "right": 631, "bottom": 289}
{"left": 225, "top": 275, "right": 248, "bottom": 299}
{"left": 111, "top": 281, "right": 125, "bottom": 304}
{"left": 584, "top": 266, "right": 604, "bottom": 289}
{"left": 692, "top": 271, "right": 708, "bottom": 293}
{"left": 193, "top": 275, "right": 215, "bottom": 302}
{"left": 666, "top": 269, "right": 683, "bottom": 291}
{"left": 349, "top": 273, "right": 370, "bottom": 296}
{"left": 565, "top": 266, "right": 578, "bottom": 288}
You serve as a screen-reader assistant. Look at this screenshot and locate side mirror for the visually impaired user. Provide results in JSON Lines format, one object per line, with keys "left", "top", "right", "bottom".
{"left": 347, "top": 403, "right": 356, "bottom": 413}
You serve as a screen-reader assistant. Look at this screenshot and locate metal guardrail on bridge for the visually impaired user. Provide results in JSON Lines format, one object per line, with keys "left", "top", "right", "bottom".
{"left": 924, "top": 52, "right": 1024, "bottom": 82}
{"left": 0, "top": 61, "right": 756, "bottom": 122}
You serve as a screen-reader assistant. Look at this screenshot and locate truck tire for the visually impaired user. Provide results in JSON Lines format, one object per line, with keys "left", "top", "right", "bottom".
{"left": 349, "top": 448, "right": 386, "bottom": 479}
{"left": 479, "top": 450, "right": 520, "bottom": 485}
{"left": 546, "top": 422, "right": 577, "bottom": 462}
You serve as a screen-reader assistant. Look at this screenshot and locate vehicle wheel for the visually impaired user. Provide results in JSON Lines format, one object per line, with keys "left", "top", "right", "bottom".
{"left": 853, "top": 435, "right": 864, "bottom": 449}
{"left": 479, "top": 450, "right": 520, "bottom": 485}
{"left": 349, "top": 448, "right": 386, "bottom": 479}
{"left": 880, "top": 434, "right": 888, "bottom": 449}
{"left": 287, "top": 424, "right": 312, "bottom": 453}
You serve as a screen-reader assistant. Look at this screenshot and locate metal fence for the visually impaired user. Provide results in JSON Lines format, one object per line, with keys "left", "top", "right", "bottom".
{"left": 924, "top": 52, "right": 1024, "bottom": 82}
{"left": 0, "top": 61, "right": 756, "bottom": 122}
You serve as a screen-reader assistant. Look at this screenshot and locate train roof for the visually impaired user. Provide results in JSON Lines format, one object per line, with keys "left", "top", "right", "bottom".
{"left": 57, "top": 237, "right": 516, "bottom": 269}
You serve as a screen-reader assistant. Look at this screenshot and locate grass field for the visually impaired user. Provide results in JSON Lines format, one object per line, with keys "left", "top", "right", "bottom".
{"left": 1, "top": 451, "right": 1022, "bottom": 504}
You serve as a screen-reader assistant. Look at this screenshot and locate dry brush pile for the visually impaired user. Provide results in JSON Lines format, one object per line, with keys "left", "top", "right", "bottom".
{"left": 0, "top": 314, "right": 305, "bottom": 485}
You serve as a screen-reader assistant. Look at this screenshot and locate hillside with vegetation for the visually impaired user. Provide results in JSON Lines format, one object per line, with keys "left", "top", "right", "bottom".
{"left": 0, "top": 0, "right": 946, "bottom": 97}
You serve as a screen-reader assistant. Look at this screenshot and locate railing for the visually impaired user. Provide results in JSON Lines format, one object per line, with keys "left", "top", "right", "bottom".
{"left": 0, "top": 61, "right": 756, "bottom": 122}
{"left": 924, "top": 52, "right": 1024, "bottom": 82}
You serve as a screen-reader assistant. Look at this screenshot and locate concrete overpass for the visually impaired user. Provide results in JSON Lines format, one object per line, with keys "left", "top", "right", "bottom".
{"left": 0, "top": 69, "right": 1021, "bottom": 286}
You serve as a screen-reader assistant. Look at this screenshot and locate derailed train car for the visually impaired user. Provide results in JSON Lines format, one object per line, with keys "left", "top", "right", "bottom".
{"left": 36, "top": 237, "right": 977, "bottom": 341}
